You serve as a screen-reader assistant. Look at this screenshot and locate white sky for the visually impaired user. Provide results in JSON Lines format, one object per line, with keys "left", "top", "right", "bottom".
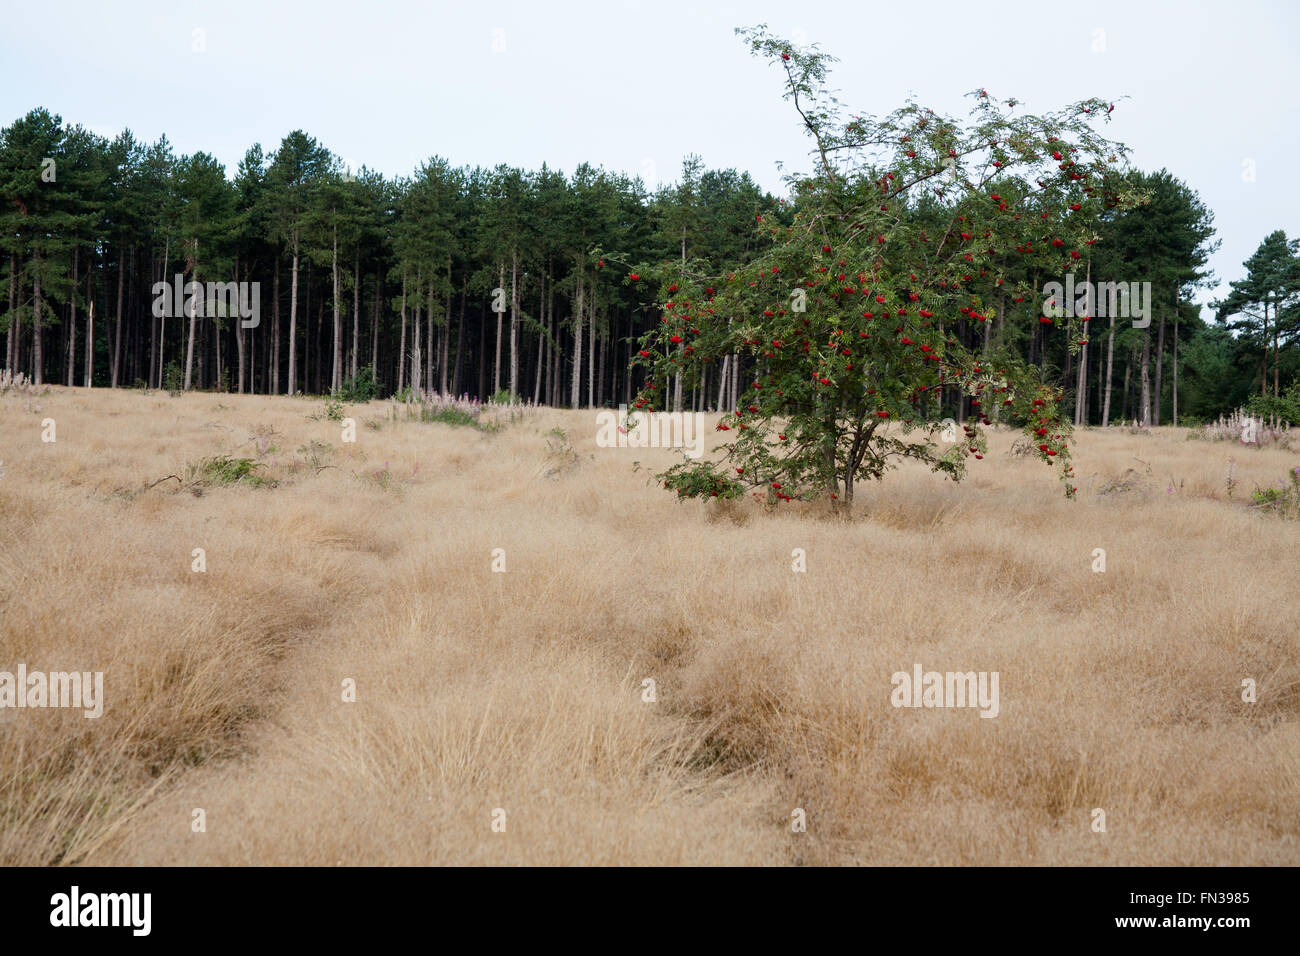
{"left": 3, "top": 0, "right": 1297, "bottom": 315}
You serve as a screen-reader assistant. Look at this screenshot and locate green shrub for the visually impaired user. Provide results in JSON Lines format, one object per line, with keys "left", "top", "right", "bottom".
{"left": 163, "top": 361, "right": 183, "bottom": 396}
{"left": 340, "top": 365, "right": 380, "bottom": 403}
{"left": 424, "top": 405, "right": 479, "bottom": 428}
{"left": 1246, "top": 384, "right": 1300, "bottom": 424}
{"left": 187, "top": 456, "right": 268, "bottom": 488}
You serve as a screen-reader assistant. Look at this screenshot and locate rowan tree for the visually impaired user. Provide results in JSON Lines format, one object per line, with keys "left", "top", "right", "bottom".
{"left": 626, "top": 25, "right": 1141, "bottom": 515}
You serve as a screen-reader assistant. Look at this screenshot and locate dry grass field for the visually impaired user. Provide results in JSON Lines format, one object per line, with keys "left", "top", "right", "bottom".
{"left": 1, "top": 385, "right": 1297, "bottom": 866}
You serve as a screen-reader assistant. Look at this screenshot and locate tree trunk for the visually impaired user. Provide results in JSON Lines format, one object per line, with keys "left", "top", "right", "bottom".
{"left": 571, "top": 268, "right": 583, "bottom": 408}
{"left": 411, "top": 283, "right": 422, "bottom": 394}
{"left": 32, "top": 251, "right": 43, "bottom": 385}
{"left": 67, "top": 246, "right": 78, "bottom": 385}
{"left": 153, "top": 238, "right": 167, "bottom": 388}
{"left": 272, "top": 256, "right": 281, "bottom": 394}
{"left": 1272, "top": 303, "right": 1280, "bottom": 428}
{"left": 597, "top": 326, "right": 606, "bottom": 409}
{"left": 425, "top": 282, "right": 434, "bottom": 393}
{"left": 1075, "top": 261, "right": 1090, "bottom": 426}
{"left": 397, "top": 272, "right": 407, "bottom": 393}
{"left": 5, "top": 253, "right": 14, "bottom": 373}
{"left": 441, "top": 270, "right": 451, "bottom": 395}
{"left": 453, "top": 279, "right": 465, "bottom": 396}
{"left": 730, "top": 351, "right": 739, "bottom": 410}
{"left": 509, "top": 250, "right": 519, "bottom": 399}
{"left": 287, "top": 235, "right": 300, "bottom": 394}
{"left": 85, "top": 259, "right": 94, "bottom": 387}
{"left": 477, "top": 298, "right": 486, "bottom": 400}
{"left": 352, "top": 251, "right": 360, "bottom": 380}
{"left": 1261, "top": 299, "right": 1270, "bottom": 412}
{"left": 1172, "top": 289, "right": 1179, "bottom": 427}
{"left": 1120, "top": 346, "right": 1130, "bottom": 421}
{"left": 1101, "top": 312, "right": 1116, "bottom": 427}
{"left": 371, "top": 272, "right": 380, "bottom": 377}
{"left": 184, "top": 240, "right": 198, "bottom": 390}
{"left": 331, "top": 220, "right": 340, "bottom": 394}
{"left": 111, "top": 248, "right": 125, "bottom": 387}
{"left": 588, "top": 297, "right": 596, "bottom": 408}
{"left": 1153, "top": 307, "right": 1165, "bottom": 426}
{"left": 235, "top": 256, "right": 246, "bottom": 393}
{"left": 533, "top": 271, "right": 544, "bottom": 404}
{"left": 1139, "top": 331, "right": 1151, "bottom": 427}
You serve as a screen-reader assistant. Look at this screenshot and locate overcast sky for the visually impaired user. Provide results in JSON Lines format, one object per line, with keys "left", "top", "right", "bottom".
{"left": 3, "top": 0, "right": 1296, "bottom": 315}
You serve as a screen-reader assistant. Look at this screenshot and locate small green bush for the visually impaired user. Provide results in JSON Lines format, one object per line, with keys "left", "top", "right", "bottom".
{"left": 340, "top": 366, "right": 381, "bottom": 403}
{"left": 163, "top": 361, "right": 183, "bottom": 396}
{"left": 188, "top": 456, "right": 268, "bottom": 488}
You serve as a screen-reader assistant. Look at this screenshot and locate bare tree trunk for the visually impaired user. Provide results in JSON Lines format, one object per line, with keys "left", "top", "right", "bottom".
{"left": 533, "top": 272, "right": 544, "bottom": 404}
{"left": 425, "top": 282, "right": 433, "bottom": 391}
{"left": 587, "top": 298, "right": 596, "bottom": 408}
{"left": 152, "top": 241, "right": 166, "bottom": 388}
{"left": 397, "top": 272, "right": 407, "bottom": 393}
{"left": 477, "top": 299, "right": 486, "bottom": 399}
{"left": 1172, "top": 289, "right": 1179, "bottom": 427}
{"left": 597, "top": 328, "right": 606, "bottom": 409}
{"left": 1122, "top": 344, "right": 1133, "bottom": 421}
{"left": 1075, "top": 342, "right": 1088, "bottom": 426}
{"left": 111, "top": 248, "right": 125, "bottom": 387}
{"left": 32, "top": 252, "right": 43, "bottom": 385}
{"left": 5, "top": 253, "right": 14, "bottom": 372}
{"left": 330, "top": 221, "right": 341, "bottom": 394}
{"left": 441, "top": 281, "right": 451, "bottom": 395}
{"left": 1153, "top": 307, "right": 1165, "bottom": 426}
{"left": 411, "top": 283, "right": 422, "bottom": 394}
{"left": 1102, "top": 312, "right": 1116, "bottom": 427}
{"left": 548, "top": 265, "right": 557, "bottom": 405}
{"left": 571, "top": 268, "right": 583, "bottom": 409}
{"left": 272, "top": 257, "right": 280, "bottom": 394}
{"left": 1139, "top": 330, "right": 1151, "bottom": 427}
{"left": 494, "top": 263, "right": 504, "bottom": 396}
{"left": 454, "top": 279, "right": 466, "bottom": 396}
{"left": 184, "top": 240, "right": 199, "bottom": 390}
{"left": 236, "top": 256, "right": 246, "bottom": 393}
{"left": 287, "top": 236, "right": 300, "bottom": 394}
{"left": 371, "top": 273, "right": 380, "bottom": 376}
{"left": 215, "top": 298, "right": 223, "bottom": 391}
{"left": 67, "top": 246, "right": 78, "bottom": 385}
{"left": 1272, "top": 303, "right": 1281, "bottom": 428}
{"left": 1075, "top": 262, "right": 1090, "bottom": 425}
{"left": 508, "top": 250, "right": 519, "bottom": 399}
{"left": 352, "top": 251, "right": 360, "bottom": 380}
{"left": 730, "top": 352, "right": 739, "bottom": 410}
{"left": 85, "top": 261, "right": 95, "bottom": 387}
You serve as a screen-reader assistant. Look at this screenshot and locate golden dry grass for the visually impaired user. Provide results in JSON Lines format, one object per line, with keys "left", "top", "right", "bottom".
{"left": 1, "top": 385, "right": 1297, "bottom": 866}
